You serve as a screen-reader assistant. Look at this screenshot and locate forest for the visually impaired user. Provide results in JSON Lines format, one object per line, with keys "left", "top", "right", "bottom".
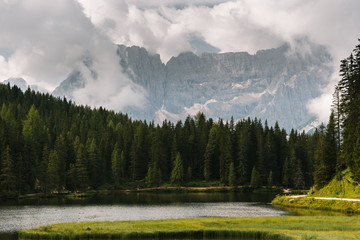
{"left": 0, "top": 40, "right": 359, "bottom": 198}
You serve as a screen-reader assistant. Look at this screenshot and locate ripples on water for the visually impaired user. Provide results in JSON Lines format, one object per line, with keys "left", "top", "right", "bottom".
{"left": 0, "top": 202, "right": 286, "bottom": 232}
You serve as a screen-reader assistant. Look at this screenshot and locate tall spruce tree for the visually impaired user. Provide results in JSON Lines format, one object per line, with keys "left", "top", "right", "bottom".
{"left": 0, "top": 145, "right": 16, "bottom": 196}
{"left": 170, "top": 152, "right": 184, "bottom": 185}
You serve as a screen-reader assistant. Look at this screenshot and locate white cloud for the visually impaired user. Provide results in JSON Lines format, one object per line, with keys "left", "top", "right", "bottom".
{"left": 0, "top": 0, "right": 147, "bottom": 111}
{"left": 1, "top": 0, "right": 359, "bottom": 120}
{"left": 77, "top": 0, "right": 360, "bottom": 121}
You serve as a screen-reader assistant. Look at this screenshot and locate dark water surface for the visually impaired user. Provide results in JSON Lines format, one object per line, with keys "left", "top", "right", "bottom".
{"left": 0, "top": 191, "right": 351, "bottom": 239}
{"left": 0, "top": 192, "right": 281, "bottom": 237}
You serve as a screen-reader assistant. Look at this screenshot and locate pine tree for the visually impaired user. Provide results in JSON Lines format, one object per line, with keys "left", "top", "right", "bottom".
{"left": 0, "top": 145, "right": 16, "bottom": 196}
{"left": 170, "top": 152, "right": 184, "bottom": 185}
{"left": 130, "top": 123, "right": 147, "bottom": 180}
{"left": 119, "top": 150, "right": 126, "bottom": 179}
{"left": 228, "top": 162, "right": 236, "bottom": 186}
{"left": 145, "top": 161, "right": 162, "bottom": 187}
{"left": 111, "top": 145, "right": 121, "bottom": 187}
{"left": 75, "top": 144, "right": 89, "bottom": 191}
{"left": 352, "top": 123, "right": 360, "bottom": 181}
{"left": 22, "top": 105, "right": 46, "bottom": 188}
{"left": 219, "top": 126, "right": 232, "bottom": 184}
{"left": 323, "top": 112, "right": 337, "bottom": 180}
{"left": 250, "top": 167, "right": 262, "bottom": 188}
{"left": 46, "top": 150, "right": 60, "bottom": 193}
{"left": 204, "top": 125, "right": 218, "bottom": 181}
{"left": 54, "top": 135, "right": 67, "bottom": 190}
{"left": 282, "top": 157, "right": 291, "bottom": 187}
{"left": 38, "top": 145, "right": 49, "bottom": 192}
{"left": 88, "top": 138, "right": 101, "bottom": 187}
{"left": 314, "top": 126, "right": 327, "bottom": 189}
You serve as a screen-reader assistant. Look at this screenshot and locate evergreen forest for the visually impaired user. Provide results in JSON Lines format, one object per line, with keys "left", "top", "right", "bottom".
{"left": 0, "top": 39, "right": 359, "bottom": 198}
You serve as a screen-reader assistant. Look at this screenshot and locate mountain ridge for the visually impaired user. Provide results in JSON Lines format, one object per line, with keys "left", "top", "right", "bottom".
{"left": 53, "top": 40, "right": 333, "bottom": 131}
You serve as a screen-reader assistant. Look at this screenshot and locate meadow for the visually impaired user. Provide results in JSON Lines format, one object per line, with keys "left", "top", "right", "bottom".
{"left": 19, "top": 216, "right": 360, "bottom": 240}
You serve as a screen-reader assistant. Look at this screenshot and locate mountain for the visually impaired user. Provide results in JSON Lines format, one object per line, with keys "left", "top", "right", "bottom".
{"left": 2, "top": 77, "right": 28, "bottom": 92}
{"left": 52, "top": 39, "right": 333, "bottom": 131}
{"left": 2, "top": 77, "right": 47, "bottom": 93}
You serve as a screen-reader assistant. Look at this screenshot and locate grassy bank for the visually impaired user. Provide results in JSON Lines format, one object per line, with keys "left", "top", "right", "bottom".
{"left": 272, "top": 195, "right": 360, "bottom": 213}
{"left": 19, "top": 216, "right": 360, "bottom": 240}
{"left": 312, "top": 169, "right": 360, "bottom": 199}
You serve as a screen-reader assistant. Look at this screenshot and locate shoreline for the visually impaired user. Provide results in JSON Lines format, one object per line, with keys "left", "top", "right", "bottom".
{"left": 272, "top": 195, "right": 360, "bottom": 213}
{"left": 18, "top": 216, "right": 360, "bottom": 240}
{"left": 11, "top": 186, "right": 282, "bottom": 200}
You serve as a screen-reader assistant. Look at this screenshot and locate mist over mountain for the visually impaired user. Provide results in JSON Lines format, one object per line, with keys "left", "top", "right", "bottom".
{"left": 2, "top": 77, "right": 47, "bottom": 93}
{"left": 52, "top": 39, "right": 333, "bottom": 131}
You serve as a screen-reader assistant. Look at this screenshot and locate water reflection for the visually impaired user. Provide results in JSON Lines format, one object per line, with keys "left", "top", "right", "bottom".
{"left": 1, "top": 191, "right": 356, "bottom": 240}
{"left": 0, "top": 192, "right": 282, "bottom": 233}
{"left": 0, "top": 191, "right": 277, "bottom": 206}
{"left": 0, "top": 202, "right": 286, "bottom": 233}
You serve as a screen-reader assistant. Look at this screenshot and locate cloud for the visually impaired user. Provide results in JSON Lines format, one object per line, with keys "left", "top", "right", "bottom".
{"left": 77, "top": 0, "right": 360, "bottom": 122}
{"left": 77, "top": 0, "right": 360, "bottom": 63}
{"left": 0, "top": 0, "right": 147, "bottom": 111}
{"left": 1, "top": 0, "right": 359, "bottom": 120}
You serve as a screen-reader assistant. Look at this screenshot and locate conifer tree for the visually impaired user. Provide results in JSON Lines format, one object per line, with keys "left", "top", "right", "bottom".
{"left": 88, "top": 138, "right": 101, "bottom": 187}
{"left": 130, "top": 123, "right": 147, "bottom": 180}
{"left": 54, "top": 135, "right": 67, "bottom": 190}
{"left": 219, "top": 126, "right": 232, "bottom": 184}
{"left": 170, "top": 152, "right": 184, "bottom": 185}
{"left": 119, "top": 150, "right": 126, "bottom": 179}
{"left": 75, "top": 144, "right": 89, "bottom": 191}
{"left": 46, "top": 150, "right": 60, "bottom": 193}
{"left": 228, "top": 162, "right": 236, "bottom": 186}
{"left": 111, "top": 145, "right": 121, "bottom": 187}
{"left": 145, "top": 161, "right": 162, "bottom": 187}
{"left": 0, "top": 145, "right": 16, "bottom": 196}
{"left": 314, "top": 126, "right": 327, "bottom": 189}
{"left": 282, "top": 157, "right": 291, "bottom": 187}
{"left": 22, "top": 105, "right": 46, "bottom": 187}
{"left": 250, "top": 167, "right": 262, "bottom": 188}
{"left": 204, "top": 125, "right": 218, "bottom": 181}
{"left": 323, "top": 112, "right": 337, "bottom": 180}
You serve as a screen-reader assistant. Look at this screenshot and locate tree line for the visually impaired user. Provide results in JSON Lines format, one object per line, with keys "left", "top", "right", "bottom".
{"left": 0, "top": 39, "right": 358, "bottom": 197}
{"left": 313, "top": 38, "right": 360, "bottom": 189}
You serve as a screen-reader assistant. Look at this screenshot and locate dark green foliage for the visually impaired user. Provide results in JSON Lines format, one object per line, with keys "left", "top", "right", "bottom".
{"left": 145, "top": 161, "right": 162, "bottom": 187}
{"left": 250, "top": 167, "right": 261, "bottom": 188}
{"left": 0, "top": 82, "right": 340, "bottom": 195}
{"left": 75, "top": 144, "right": 89, "bottom": 191}
{"left": 228, "top": 162, "right": 236, "bottom": 186}
{"left": 111, "top": 144, "right": 121, "bottom": 186}
{"left": 46, "top": 150, "right": 60, "bottom": 193}
{"left": 0, "top": 145, "right": 16, "bottom": 196}
{"left": 337, "top": 39, "right": 360, "bottom": 181}
{"left": 267, "top": 171, "right": 273, "bottom": 187}
{"left": 170, "top": 152, "right": 184, "bottom": 185}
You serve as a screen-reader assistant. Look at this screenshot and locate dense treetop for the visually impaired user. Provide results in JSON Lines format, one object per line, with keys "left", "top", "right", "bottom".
{"left": 0, "top": 39, "right": 359, "bottom": 197}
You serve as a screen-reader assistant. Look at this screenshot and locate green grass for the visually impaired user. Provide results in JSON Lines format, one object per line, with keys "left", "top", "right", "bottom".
{"left": 312, "top": 169, "right": 360, "bottom": 199}
{"left": 19, "top": 216, "right": 360, "bottom": 240}
{"left": 272, "top": 195, "right": 360, "bottom": 213}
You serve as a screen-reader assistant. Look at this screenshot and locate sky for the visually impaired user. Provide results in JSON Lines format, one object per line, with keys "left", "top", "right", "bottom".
{"left": 0, "top": 0, "right": 359, "bottom": 122}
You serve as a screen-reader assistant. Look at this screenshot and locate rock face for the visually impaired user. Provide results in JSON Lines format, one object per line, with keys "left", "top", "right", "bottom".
{"left": 53, "top": 40, "right": 333, "bottom": 131}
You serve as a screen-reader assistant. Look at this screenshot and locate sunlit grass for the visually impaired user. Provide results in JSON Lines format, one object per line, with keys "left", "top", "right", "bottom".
{"left": 19, "top": 216, "right": 360, "bottom": 240}
{"left": 272, "top": 195, "right": 360, "bottom": 213}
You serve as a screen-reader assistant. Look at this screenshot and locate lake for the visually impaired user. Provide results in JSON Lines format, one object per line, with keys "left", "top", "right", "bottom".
{"left": 0, "top": 191, "right": 352, "bottom": 239}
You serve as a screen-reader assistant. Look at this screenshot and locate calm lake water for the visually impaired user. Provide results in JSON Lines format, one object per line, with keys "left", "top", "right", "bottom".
{"left": 0, "top": 191, "right": 352, "bottom": 239}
